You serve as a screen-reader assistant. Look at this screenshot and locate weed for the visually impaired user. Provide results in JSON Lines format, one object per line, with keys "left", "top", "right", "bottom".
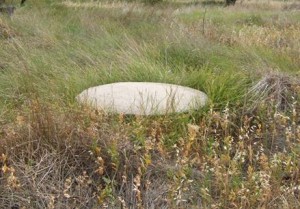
{"left": 0, "top": 0, "right": 299, "bottom": 208}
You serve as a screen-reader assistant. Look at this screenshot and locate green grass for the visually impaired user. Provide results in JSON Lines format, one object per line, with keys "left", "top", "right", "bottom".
{"left": 0, "top": 0, "right": 299, "bottom": 208}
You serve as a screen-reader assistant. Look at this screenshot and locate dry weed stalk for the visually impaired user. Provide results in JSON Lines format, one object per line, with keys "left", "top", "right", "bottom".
{"left": 0, "top": 96, "right": 299, "bottom": 208}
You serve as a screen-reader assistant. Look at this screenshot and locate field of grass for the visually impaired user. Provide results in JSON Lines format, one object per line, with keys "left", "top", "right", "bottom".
{"left": 0, "top": 0, "right": 300, "bottom": 208}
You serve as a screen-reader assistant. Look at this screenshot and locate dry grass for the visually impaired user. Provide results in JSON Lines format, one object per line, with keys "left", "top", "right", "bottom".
{"left": 235, "top": 0, "right": 300, "bottom": 10}
{"left": 1, "top": 90, "right": 300, "bottom": 208}
{"left": 0, "top": 0, "right": 300, "bottom": 208}
{"left": 233, "top": 24, "right": 300, "bottom": 57}
{"left": 248, "top": 72, "right": 300, "bottom": 111}
{"left": 61, "top": 1, "right": 141, "bottom": 9}
{"left": 0, "top": 18, "right": 16, "bottom": 39}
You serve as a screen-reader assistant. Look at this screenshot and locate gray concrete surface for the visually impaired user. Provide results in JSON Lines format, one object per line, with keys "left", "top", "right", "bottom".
{"left": 76, "top": 82, "right": 208, "bottom": 115}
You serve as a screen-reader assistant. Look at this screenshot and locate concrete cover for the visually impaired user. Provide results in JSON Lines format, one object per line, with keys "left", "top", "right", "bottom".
{"left": 76, "top": 82, "right": 207, "bottom": 115}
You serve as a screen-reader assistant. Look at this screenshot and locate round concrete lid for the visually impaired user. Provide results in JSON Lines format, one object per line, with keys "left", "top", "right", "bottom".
{"left": 76, "top": 82, "right": 208, "bottom": 115}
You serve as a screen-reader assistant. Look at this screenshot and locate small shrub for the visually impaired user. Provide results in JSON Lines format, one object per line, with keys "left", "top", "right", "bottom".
{"left": 142, "top": 0, "right": 163, "bottom": 5}
{"left": 248, "top": 72, "right": 300, "bottom": 111}
{"left": 225, "top": 0, "right": 236, "bottom": 6}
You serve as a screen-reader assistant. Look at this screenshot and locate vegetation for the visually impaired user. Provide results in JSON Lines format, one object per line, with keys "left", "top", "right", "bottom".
{"left": 0, "top": 0, "right": 299, "bottom": 208}
{"left": 225, "top": 0, "right": 236, "bottom": 6}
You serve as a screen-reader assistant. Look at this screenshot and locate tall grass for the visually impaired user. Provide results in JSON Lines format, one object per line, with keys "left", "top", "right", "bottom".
{"left": 0, "top": 0, "right": 299, "bottom": 208}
